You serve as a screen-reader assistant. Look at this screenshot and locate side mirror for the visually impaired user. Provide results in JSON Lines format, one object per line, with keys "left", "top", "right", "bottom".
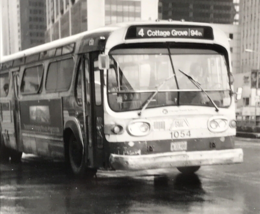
{"left": 98, "top": 54, "right": 109, "bottom": 70}
{"left": 236, "top": 87, "right": 242, "bottom": 100}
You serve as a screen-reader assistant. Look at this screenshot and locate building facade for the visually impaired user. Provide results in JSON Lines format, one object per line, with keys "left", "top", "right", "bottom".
{"left": 213, "top": 24, "right": 241, "bottom": 76}
{"left": 157, "top": 0, "right": 241, "bottom": 76}
{"left": 0, "top": 0, "right": 46, "bottom": 55}
{"left": 158, "top": 0, "right": 239, "bottom": 24}
{"left": 45, "top": 0, "right": 158, "bottom": 42}
{"left": 240, "top": 0, "right": 260, "bottom": 75}
{"left": 235, "top": 0, "right": 260, "bottom": 132}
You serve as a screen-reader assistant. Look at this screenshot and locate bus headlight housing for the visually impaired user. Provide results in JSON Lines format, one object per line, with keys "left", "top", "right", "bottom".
{"left": 127, "top": 120, "right": 151, "bottom": 136}
{"left": 208, "top": 117, "right": 228, "bottom": 132}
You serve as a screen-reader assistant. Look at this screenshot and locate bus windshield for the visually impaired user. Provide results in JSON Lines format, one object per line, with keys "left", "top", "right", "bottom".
{"left": 107, "top": 47, "right": 231, "bottom": 112}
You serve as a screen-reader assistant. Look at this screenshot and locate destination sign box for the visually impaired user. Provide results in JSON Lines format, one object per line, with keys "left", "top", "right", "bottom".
{"left": 125, "top": 25, "right": 214, "bottom": 40}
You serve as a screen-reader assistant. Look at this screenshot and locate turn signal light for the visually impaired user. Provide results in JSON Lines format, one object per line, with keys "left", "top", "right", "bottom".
{"left": 111, "top": 125, "right": 123, "bottom": 134}
{"left": 229, "top": 120, "right": 236, "bottom": 128}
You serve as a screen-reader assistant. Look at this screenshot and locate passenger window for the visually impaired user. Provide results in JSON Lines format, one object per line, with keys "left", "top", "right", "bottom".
{"left": 0, "top": 73, "right": 10, "bottom": 97}
{"left": 21, "top": 65, "right": 43, "bottom": 94}
{"left": 46, "top": 58, "right": 74, "bottom": 92}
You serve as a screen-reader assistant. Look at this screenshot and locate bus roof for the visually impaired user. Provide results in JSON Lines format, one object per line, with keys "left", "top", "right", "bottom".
{"left": 0, "top": 20, "right": 229, "bottom": 66}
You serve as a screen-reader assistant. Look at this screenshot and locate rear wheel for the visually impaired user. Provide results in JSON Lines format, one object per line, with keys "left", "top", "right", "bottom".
{"left": 0, "top": 133, "right": 22, "bottom": 163}
{"left": 0, "top": 134, "right": 10, "bottom": 163}
{"left": 177, "top": 166, "right": 200, "bottom": 174}
{"left": 10, "top": 149, "right": 22, "bottom": 163}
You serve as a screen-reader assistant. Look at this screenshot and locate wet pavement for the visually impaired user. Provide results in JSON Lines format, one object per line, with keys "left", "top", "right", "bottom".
{"left": 0, "top": 138, "right": 260, "bottom": 214}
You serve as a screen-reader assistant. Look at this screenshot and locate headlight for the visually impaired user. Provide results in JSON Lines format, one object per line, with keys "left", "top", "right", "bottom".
{"left": 209, "top": 120, "right": 218, "bottom": 129}
{"left": 208, "top": 117, "right": 228, "bottom": 132}
{"left": 127, "top": 120, "right": 151, "bottom": 136}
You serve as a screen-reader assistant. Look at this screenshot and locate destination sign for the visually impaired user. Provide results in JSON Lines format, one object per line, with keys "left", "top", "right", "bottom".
{"left": 136, "top": 27, "right": 204, "bottom": 38}
{"left": 125, "top": 25, "right": 214, "bottom": 40}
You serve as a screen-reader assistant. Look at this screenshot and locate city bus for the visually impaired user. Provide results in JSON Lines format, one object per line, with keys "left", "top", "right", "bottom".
{"left": 0, "top": 21, "right": 243, "bottom": 176}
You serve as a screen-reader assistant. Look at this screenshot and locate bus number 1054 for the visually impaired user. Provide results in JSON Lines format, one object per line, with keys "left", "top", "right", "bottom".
{"left": 171, "top": 130, "right": 191, "bottom": 139}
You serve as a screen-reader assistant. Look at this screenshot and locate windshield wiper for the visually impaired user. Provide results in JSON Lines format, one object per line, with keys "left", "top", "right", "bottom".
{"left": 178, "top": 69, "right": 219, "bottom": 112}
{"left": 138, "top": 74, "right": 175, "bottom": 117}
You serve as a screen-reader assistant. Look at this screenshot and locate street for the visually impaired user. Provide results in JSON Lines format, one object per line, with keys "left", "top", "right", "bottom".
{"left": 0, "top": 138, "right": 259, "bottom": 214}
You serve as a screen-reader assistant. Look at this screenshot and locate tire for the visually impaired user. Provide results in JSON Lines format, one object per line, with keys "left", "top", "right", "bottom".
{"left": 10, "top": 149, "right": 22, "bottom": 163}
{"left": 68, "top": 134, "right": 97, "bottom": 177}
{"left": 0, "top": 133, "right": 10, "bottom": 163}
{"left": 68, "top": 134, "right": 87, "bottom": 175}
{"left": 177, "top": 166, "right": 200, "bottom": 174}
{"left": 85, "top": 168, "right": 97, "bottom": 178}
{"left": 0, "top": 133, "right": 22, "bottom": 163}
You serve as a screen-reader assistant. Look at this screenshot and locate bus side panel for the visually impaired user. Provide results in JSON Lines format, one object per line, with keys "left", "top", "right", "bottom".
{"left": 19, "top": 99, "right": 64, "bottom": 158}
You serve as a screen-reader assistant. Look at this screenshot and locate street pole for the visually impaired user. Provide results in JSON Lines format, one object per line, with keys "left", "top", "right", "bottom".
{"left": 256, "top": 53, "right": 260, "bottom": 128}
{"left": 0, "top": 1, "right": 2, "bottom": 61}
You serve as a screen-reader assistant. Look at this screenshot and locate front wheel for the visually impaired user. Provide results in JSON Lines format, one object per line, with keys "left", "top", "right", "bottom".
{"left": 68, "top": 134, "right": 86, "bottom": 175}
{"left": 68, "top": 134, "right": 97, "bottom": 177}
{"left": 177, "top": 166, "right": 200, "bottom": 174}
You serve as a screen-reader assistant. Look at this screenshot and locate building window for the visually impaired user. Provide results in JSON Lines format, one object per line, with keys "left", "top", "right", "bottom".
{"left": 243, "top": 98, "right": 249, "bottom": 106}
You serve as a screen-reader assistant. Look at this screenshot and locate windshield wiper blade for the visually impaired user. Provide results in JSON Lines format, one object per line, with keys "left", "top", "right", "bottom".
{"left": 178, "top": 69, "right": 219, "bottom": 112}
{"left": 138, "top": 74, "right": 175, "bottom": 117}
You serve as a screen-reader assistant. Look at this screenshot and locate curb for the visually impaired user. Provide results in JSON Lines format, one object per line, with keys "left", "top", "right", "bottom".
{"left": 235, "top": 137, "right": 260, "bottom": 143}
{"left": 236, "top": 132, "right": 260, "bottom": 139}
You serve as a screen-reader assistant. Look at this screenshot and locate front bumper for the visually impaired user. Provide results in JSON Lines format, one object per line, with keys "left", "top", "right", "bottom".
{"left": 109, "top": 148, "right": 243, "bottom": 170}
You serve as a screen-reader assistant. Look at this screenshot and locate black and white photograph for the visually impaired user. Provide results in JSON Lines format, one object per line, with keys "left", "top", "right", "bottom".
{"left": 0, "top": 0, "right": 259, "bottom": 213}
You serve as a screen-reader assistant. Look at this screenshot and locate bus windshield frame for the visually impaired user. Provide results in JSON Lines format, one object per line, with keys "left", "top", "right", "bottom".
{"left": 107, "top": 44, "right": 231, "bottom": 112}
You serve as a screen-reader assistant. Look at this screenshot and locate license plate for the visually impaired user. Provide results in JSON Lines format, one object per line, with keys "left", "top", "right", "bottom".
{"left": 171, "top": 141, "right": 187, "bottom": 151}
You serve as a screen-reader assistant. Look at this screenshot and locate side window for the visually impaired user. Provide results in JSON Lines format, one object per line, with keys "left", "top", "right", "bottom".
{"left": 0, "top": 73, "right": 10, "bottom": 97}
{"left": 46, "top": 58, "right": 74, "bottom": 92}
{"left": 21, "top": 65, "right": 43, "bottom": 94}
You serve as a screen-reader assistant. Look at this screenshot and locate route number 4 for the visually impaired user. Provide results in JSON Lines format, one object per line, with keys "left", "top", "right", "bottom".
{"left": 138, "top": 28, "right": 144, "bottom": 37}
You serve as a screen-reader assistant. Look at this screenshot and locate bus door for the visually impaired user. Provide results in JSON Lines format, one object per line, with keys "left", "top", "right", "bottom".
{"left": 11, "top": 71, "right": 22, "bottom": 150}
{"left": 88, "top": 52, "right": 105, "bottom": 168}
{"left": 75, "top": 55, "right": 92, "bottom": 166}
{"left": 0, "top": 70, "right": 21, "bottom": 151}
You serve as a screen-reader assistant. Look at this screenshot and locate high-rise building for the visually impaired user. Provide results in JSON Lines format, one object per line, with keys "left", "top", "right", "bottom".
{"left": 158, "top": 0, "right": 240, "bottom": 76}
{"left": 0, "top": 0, "right": 46, "bottom": 55}
{"left": 45, "top": 0, "right": 158, "bottom": 42}
{"left": 234, "top": 0, "right": 260, "bottom": 123}
{"left": 158, "top": 0, "right": 239, "bottom": 25}
{"left": 240, "top": 0, "right": 260, "bottom": 74}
